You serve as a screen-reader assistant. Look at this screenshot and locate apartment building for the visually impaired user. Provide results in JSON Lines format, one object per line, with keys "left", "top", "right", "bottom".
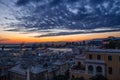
{"left": 70, "top": 49, "right": 120, "bottom": 80}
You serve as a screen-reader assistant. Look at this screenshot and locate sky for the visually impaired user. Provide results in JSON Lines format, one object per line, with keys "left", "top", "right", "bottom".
{"left": 0, "top": 0, "right": 120, "bottom": 44}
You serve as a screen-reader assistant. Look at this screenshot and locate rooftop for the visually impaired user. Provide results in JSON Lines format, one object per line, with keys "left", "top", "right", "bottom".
{"left": 9, "top": 65, "right": 27, "bottom": 75}
{"left": 31, "top": 65, "right": 47, "bottom": 74}
{"left": 87, "top": 49, "right": 120, "bottom": 53}
{"left": 53, "top": 61, "right": 66, "bottom": 66}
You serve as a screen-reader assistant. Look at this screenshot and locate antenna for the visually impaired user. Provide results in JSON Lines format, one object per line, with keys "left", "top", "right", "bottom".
{"left": 26, "top": 68, "right": 30, "bottom": 80}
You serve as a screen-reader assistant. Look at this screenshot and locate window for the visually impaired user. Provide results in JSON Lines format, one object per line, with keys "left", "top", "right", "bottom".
{"left": 72, "top": 75, "right": 75, "bottom": 78}
{"left": 78, "top": 62, "right": 81, "bottom": 66}
{"left": 0, "top": 69, "right": 1, "bottom": 76}
{"left": 119, "top": 68, "right": 120, "bottom": 74}
{"left": 119, "top": 56, "right": 120, "bottom": 62}
{"left": 96, "top": 66, "right": 102, "bottom": 73}
{"left": 108, "top": 67, "right": 113, "bottom": 74}
{"left": 108, "top": 55, "right": 112, "bottom": 61}
{"left": 97, "top": 55, "right": 101, "bottom": 60}
{"left": 88, "top": 65, "right": 93, "bottom": 74}
{"left": 89, "top": 54, "right": 92, "bottom": 59}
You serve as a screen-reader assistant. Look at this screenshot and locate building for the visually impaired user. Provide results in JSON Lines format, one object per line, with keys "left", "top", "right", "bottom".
{"left": 0, "top": 65, "right": 9, "bottom": 80}
{"left": 0, "top": 44, "right": 76, "bottom": 80}
{"left": 0, "top": 50, "right": 17, "bottom": 80}
{"left": 53, "top": 61, "right": 69, "bottom": 75}
{"left": 70, "top": 49, "right": 120, "bottom": 80}
{"left": 9, "top": 64, "right": 48, "bottom": 80}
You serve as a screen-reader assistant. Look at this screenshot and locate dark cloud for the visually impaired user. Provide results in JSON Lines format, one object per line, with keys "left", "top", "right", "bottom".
{"left": 50, "top": 0, "right": 62, "bottom": 6}
{"left": 2, "top": 0, "right": 120, "bottom": 37}
{"left": 4, "top": 28, "right": 20, "bottom": 32}
{"left": 34, "top": 28, "right": 120, "bottom": 38}
{"left": 68, "top": 0, "right": 79, "bottom": 2}
{"left": 16, "top": 0, "right": 44, "bottom": 6}
{"left": 34, "top": 32, "right": 85, "bottom": 37}
{"left": 4, "top": 17, "right": 14, "bottom": 20}
{"left": 15, "top": 0, "right": 79, "bottom": 6}
{"left": 90, "top": 0, "right": 105, "bottom": 4}
{"left": 16, "top": 0, "right": 30, "bottom": 6}
{"left": 4, "top": 27, "right": 39, "bottom": 33}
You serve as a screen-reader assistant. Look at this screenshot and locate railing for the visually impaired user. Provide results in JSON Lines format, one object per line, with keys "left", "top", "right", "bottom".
{"left": 88, "top": 71, "right": 93, "bottom": 74}
{"left": 70, "top": 69, "right": 85, "bottom": 74}
{"left": 75, "top": 55, "right": 85, "bottom": 60}
{"left": 96, "top": 72, "right": 103, "bottom": 75}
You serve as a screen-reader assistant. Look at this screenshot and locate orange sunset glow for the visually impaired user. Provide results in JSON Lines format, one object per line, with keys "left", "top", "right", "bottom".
{"left": 1, "top": 27, "right": 120, "bottom": 44}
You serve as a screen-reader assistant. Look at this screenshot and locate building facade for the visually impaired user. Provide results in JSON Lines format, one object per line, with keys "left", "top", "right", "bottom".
{"left": 70, "top": 49, "right": 120, "bottom": 80}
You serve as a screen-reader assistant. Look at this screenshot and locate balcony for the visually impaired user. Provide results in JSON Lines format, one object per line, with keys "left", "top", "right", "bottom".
{"left": 75, "top": 55, "right": 85, "bottom": 60}
{"left": 86, "top": 60, "right": 105, "bottom": 64}
{"left": 70, "top": 64, "right": 85, "bottom": 74}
